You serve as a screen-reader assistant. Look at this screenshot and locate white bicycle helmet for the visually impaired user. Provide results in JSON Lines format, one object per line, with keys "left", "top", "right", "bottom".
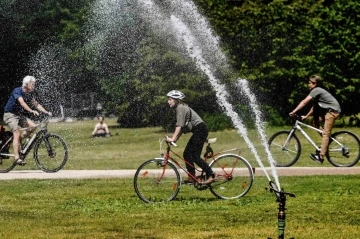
{"left": 167, "top": 90, "right": 185, "bottom": 100}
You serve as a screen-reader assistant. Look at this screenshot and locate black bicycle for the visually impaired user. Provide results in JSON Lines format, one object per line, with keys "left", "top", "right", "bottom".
{"left": 0, "top": 117, "right": 68, "bottom": 173}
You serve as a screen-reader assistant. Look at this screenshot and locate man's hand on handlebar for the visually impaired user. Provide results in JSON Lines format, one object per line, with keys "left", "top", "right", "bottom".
{"left": 289, "top": 113, "right": 305, "bottom": 121}
{"left": 32, "top": 110, "right": 40, "bottom": 116}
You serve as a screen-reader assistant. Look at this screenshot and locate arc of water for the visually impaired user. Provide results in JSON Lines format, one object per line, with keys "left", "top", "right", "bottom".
{"left": 167, "top": 0, "right": 228, "bottom": 68}
{"left": 236, "top": 79, "right": 281, "bottom": 190}
{"left": 169, "top": 15, "right": 273, "bottom": 183}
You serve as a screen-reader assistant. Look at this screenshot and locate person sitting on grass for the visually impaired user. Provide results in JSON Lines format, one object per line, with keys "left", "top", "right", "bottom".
{"left": 91, "top": 115, "right": 110, "bottom": 138}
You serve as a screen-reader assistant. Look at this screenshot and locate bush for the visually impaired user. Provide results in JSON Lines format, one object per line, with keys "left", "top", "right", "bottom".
{"left": 203, "top": 112, "right": 233, "bottom": 132}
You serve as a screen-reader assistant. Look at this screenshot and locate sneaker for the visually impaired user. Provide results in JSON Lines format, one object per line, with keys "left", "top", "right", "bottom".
{"left": 16, "top": 158, "right": 26, "bottom": 166}
{"left": 200, "top": 173, "right": 216, "bottom": 185}
{"left": 310, "top": 153, "right": 324, "bottom": 164}
{"left": 342, "top": 147, "right": 350, "bottom": 158}
{"left": 182, "top": 177, "right": 194, "bottom": 185}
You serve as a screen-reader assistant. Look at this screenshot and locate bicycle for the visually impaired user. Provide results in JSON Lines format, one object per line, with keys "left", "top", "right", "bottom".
{"left": 268, "top": 114, "right": 360, "bottom": 167}
{"left": 134, "top": 137, "right": 254, "bottom": 203}
{"left": 0, "top": 116, "right": 69, "bottom": 173}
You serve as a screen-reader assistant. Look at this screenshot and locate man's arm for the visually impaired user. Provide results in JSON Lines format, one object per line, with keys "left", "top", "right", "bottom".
{"left": 104, "top": 123, "right": 110, "bottom": 134}
{"left": 302, "top": 106, "right": 314, "bottom": 120}
{"left": 92, "top": 123, "right": 99, "bottom": 135}
{"left": 290, "top": 95, "right": 312, "bottom": 116}
{"left": 18, "top": 97, "right": 39, "bottom": 116}
{"left": 32, "top": 99, "right": 51, "bottom": 115}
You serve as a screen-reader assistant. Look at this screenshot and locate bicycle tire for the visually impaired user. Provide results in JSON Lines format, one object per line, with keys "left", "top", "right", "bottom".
{"left": 326, "top": 131, "right": 360, "bottom": 167}
{"left": 208, "top": 154, "right": 254, "bottom": 199}
{"left": 268, "top": 131, "right": 301, "bottom": 167}
{"left": 0, "top": 157, "right": 16, "bottom": 173}
{"left": 34, "top": 134, "right": 69, "bottom": 173}
{"left": 134, "top": 159, "right": 181, "bottom": 203}
{"left": 0, "top": 135, "right": 18, "bottom": 173}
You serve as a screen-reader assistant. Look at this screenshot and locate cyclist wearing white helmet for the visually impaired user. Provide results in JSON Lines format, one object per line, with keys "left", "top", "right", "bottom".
{"left": 3, "top": 76, "right": 52, "bottom": 165}
{"left": 166, "top": 90, "right": 215, "bottom": 184}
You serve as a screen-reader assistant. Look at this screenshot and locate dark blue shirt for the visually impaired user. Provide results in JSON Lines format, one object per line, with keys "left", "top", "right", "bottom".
{"left": 4, "top": 87, "right": 35, "bottom": 115}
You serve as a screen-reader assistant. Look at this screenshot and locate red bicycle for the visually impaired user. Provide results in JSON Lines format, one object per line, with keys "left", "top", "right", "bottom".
{"left": 134, "top": 137, "right": 254, "bottom": 203}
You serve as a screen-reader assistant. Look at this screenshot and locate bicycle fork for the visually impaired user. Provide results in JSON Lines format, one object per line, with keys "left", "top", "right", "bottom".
{"left": 42, "top": 134, "right": 56, "bottom": 158}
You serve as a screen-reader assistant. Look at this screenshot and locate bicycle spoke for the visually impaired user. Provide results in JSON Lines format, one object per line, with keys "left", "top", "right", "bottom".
{"left": 268, "top": 131, "right": 301, "bottom": 167}
{"left": 327, "top": 131, "right": 360, "bottom": 167}
{"left": 34, "top": 134, "right": 68, "bottom": 172}
{"left": 209, "top": 154, "right": 253, "bottom": 199}
{"left": 134, "top": 159, "right": 181, "bottom": 203}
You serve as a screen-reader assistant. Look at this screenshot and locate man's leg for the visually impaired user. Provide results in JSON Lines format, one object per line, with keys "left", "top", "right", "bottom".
{"left": 320, "top": 112, "right": 339, "bottom": 157}
{"left": 12, "top": 129, "right": 21, "bottom": 159}
{"left": 21, "top": 118, "right": 36, "bottom": 138}
{"left": 3, "top": 113, "right": 23, "bottom": 162}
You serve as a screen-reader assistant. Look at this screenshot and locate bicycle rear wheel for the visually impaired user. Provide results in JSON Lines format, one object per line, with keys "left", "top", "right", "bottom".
{"left": 34, "top": 134, "right": 69, "bottom": 172}
{"left": 327, "top": 131, "right": 360, "bottom": 167}
{"left": 134, "top": 159, "right": 181, "bottom": 203}
{"left": 209, "top": 154, "right": 254, "bottom": 199}
{"left": 268, "top": 131, "right": 301, "bottom": 167}
{"left": 0, "top": 136, "right": 17, "bottom": 173}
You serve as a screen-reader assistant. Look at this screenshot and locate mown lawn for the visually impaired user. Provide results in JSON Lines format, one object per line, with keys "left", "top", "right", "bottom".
{"left": 1, "top": 118, "right": 359, "bottom": 238}
{"left": 0, "top": 176, "right": 359, "bottom": 238}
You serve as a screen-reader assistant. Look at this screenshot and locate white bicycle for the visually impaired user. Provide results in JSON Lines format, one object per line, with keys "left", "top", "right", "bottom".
{"left": 268, "top": 115, "right": 360, "bottom": 167}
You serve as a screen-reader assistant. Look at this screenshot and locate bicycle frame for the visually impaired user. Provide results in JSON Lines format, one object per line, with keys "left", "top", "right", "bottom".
{"left": 288, "top": 120, "right": 323, "bottom": 151}
{"left": 0, "top": 121, "right": 46, "bottom": 159}
{"left": 287, "top": 119, "right": 344, "bottom": 152}
{"left": 156, "top": 138, "right": 240, "bottom": 183}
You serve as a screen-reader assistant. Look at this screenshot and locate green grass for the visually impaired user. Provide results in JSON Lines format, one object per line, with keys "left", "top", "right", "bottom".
{"left": 8, "top": 118, "right": 360, "bottom": 170}
{"left": 0, "top": 176, "right": 360, "bottom": 238}
{"left": 1, "top": 118, "right": 360, "bottom": 238}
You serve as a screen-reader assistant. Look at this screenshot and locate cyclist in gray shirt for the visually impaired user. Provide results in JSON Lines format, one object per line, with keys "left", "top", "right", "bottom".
{"left": 290, "top": 75, "right": 341, "bottom": 163}
{"left": 166, "top": 90, "right": 215, "bottom": 184}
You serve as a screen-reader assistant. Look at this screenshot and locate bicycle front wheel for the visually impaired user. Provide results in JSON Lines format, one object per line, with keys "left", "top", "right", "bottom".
{"left": 209, "top": 154, "right": 254, "bottom": 199}
{"left": 327, "top": 131, "right": 360, "bottom": 167}
{"left": 268, "top": 131, "right": 301, "bottom": 167}
{"left": 0, "top": 157, "right": 16, "bottom": 173}
{"left": 134, "top": 159, "right": 181, "bottom": 203}
{"left": 34, "top": 134, "right": 69, "bottom": 172}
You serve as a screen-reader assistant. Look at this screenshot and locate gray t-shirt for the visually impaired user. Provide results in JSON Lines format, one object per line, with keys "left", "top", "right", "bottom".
{"left": 309, "top": 87, "right": 341, "bottom": 112}
{"left": 175, "top": 104, "right": 203, "bottom": 129}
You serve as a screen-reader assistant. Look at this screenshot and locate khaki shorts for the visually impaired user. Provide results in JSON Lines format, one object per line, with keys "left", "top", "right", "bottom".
{"left": 3, "top": 113, "right": 26, "bottom": 132}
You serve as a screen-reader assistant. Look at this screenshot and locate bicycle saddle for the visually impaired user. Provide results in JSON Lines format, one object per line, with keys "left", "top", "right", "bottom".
{"left": 206, "top": 138, "right": 217, "bottom": 144}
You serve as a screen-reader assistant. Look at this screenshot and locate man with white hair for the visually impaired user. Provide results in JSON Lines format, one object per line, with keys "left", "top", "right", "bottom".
{"left": 3, "top": 76, "right": 52, "bottom": 165}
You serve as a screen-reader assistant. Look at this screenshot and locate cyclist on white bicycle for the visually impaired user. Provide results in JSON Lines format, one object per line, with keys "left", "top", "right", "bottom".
{"left": 289, "top": 75, "right": 341, "bottom": 164}
{"left": 3, "top": 76, "right": 52, "bottom": 165}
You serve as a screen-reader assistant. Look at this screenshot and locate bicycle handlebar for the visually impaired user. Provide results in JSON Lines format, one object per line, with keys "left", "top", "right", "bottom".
{"left": 290, "top": 113, "right": 303, "bottom": 121}
{"left": 18, "top": 114, "right": 51, "bottom": 131}
{"left": 165, "top": 136, "right": 177, "bottom": 147}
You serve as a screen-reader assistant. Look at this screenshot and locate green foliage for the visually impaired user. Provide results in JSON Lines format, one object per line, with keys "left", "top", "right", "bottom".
{"left": 2, "top": 0, "right": 360, "bottom": 127}
{"left": 195, "top": 0, "right": 360, "bottom": 119}
{"left": 99, "top": 29, "right": 219, "bottom": 128}
{"left": 203, "top": 112, "right": 233, "bottom": 131}
{"left": 261, "top": 105, "right": 286, "bottom": 126}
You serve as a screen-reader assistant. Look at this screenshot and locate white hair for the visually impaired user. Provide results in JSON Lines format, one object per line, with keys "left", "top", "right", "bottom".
{"left": 22, "top": 76, "right": 36, "bottom": 87}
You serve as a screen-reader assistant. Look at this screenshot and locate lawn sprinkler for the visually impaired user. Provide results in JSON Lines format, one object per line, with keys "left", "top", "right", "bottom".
{"left": 266, "top": 181, "right": 296, "bottom": 239}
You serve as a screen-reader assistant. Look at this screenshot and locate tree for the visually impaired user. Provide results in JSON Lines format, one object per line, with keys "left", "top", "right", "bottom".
{"left": 194, "top": 0, "right": 360, "bottom": 123}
